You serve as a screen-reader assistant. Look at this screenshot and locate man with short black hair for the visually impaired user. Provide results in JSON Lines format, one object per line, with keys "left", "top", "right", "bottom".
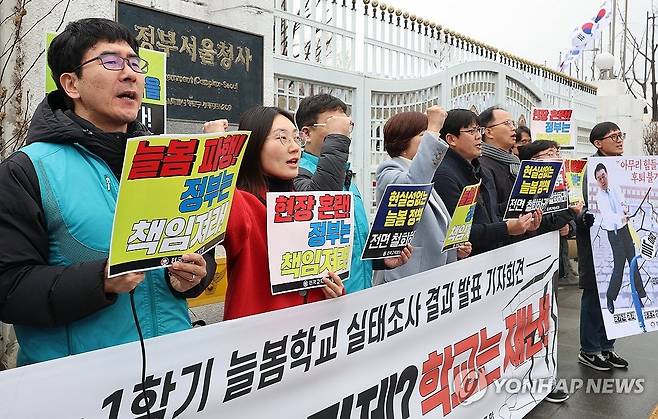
{"left": 294, "top": 94, "right": 408, "bottom": 293}
{"left": 434, "top": 108, "right": 539, "bottom": 256}
{"left": 576, "top": 121, "right": 632, "bottom": 371}
{"left": 0, "top": 18, "right": 214, "bottom": 365}
{"left": 479, "top": 106, "right": 521, "bottom": 215}
{"left": 294, "top": 94, "right": 372, "bottom": 294}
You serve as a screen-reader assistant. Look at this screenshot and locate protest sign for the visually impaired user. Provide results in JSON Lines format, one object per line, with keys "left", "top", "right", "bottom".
{"left": 588, "top": 156, "right": 658, "bottom": 339}
{"left": 0, "top": 233, "right": 559, "bottom": 419}
{"left": 530, "top": 108, "right": 576, "bottom": 148}
{"left": 503, "top": 160, "right": 562, "bottom": 220}
{"left": 267, "top": 191, "right": 354, "bottom": 295}
{"left": 108, "top": 132, "right": 249, "bottom": 276}
{"left": 545, "top": 164, "right": 569, "bottom": 213}
{"left": 45, "top": 32, "right": 167, "bottom": 134}
{"left": 564, "top": 159, "right": 587, "bottom": 204}
{"left": 443, "top": 182, "right": 480, "bottom": 252}
{"left": 362, "top": 184, "right": 433, "bottom": 259}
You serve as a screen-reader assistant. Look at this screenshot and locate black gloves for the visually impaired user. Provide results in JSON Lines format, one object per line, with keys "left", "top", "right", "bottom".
{"left": 583, "top": 212, "right": 595, "bottom": 228}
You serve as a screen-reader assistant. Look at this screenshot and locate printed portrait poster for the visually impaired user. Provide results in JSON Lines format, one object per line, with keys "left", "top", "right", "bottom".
{"left": 588, "top": 156, "right": 658, "bottom": 339}
{"left": 503, "top": 160, "right": 562, "bottom": 220}
{"left": 564, "top": 159, "right": 587, "bottom": 204}
{"left": 267, "top": 191, "right": 355, "bottom": 295}
{"left": 443, "top": 182, "right": 481, "bottom": 252}
{"left": 108, "top": 132, "right": 249, "bottom": 276}
{"left": 544, "top": 163, "right": 569, "bottom": 213}
{"left": 45, "top": 32, "right": 167, "bottom": 134}
{"left": 0, "top": 233, "right": 559, "bottom": 419}
{"left": 362, "top": 184, "right": 433, "bottom": 259}
{"left": 530, "top": 108, "right": 576, "bottom": 148}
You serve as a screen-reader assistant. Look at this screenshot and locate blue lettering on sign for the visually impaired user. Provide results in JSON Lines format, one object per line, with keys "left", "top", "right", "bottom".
{"left": 144, "top": 76, "right": 161, "bottom": 101}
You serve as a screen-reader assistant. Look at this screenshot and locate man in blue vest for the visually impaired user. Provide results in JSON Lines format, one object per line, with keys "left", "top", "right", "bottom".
{"left": 0, "top": 18, "right": 214, "bottom": 365}
{"left": 294, "top": 94, "right": 409, "bottom": 293}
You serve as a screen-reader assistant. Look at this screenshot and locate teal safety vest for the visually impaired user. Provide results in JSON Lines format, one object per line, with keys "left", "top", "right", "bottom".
{"left": 15, "top": 142, "right": 191, "bottom": 365}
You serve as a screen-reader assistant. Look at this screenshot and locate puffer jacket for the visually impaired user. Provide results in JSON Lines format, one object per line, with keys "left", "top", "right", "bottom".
{"left": 0, "top": 91, "right": 214, "bottom": 365}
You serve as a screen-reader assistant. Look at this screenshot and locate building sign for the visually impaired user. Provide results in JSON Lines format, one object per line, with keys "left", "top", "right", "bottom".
{"left": 117, "top": 1, "right": 264, "bottom": 123}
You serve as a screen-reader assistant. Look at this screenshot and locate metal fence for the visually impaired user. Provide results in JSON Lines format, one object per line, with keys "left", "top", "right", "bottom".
{"left": 272, "top": 0, "right": 598, "bottom": 217}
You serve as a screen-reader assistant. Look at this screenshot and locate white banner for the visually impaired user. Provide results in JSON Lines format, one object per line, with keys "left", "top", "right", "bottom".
{"left": 588, "top": 156, "right": 658, "bottom": 339}
{"left": 0, "top": 233, "right": 559, "bottom": 418}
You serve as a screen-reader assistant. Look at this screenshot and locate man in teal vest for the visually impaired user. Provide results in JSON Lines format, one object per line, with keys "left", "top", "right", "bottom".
{"left": 294, "top": 94, "right": 409, "bottom": 293}
{"left": 0, "top": 18, "right": 214, "bottom": 365}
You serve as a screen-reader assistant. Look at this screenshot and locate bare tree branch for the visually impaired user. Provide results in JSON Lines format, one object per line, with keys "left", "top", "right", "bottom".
{"left": 2, "top": 0, "right": 72, "bottom": 158}
{"left": 0, "top": 49, "right": 42, "bottom": 111}
{"left": 0, "top": 0, "right": 65, "bottom": 61}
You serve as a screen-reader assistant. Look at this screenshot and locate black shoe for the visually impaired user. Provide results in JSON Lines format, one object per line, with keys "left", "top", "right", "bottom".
{"left": 578, "top": 351, "right": 613, "bottom": 371}
{"left": 607, "top": 297, "right": 615, "bottom": 314}
{"left": 602, "top": 350, "right": 629, "bottom": 368}
{"left": 545, "top": 388, "right": 569, "bottom": 403}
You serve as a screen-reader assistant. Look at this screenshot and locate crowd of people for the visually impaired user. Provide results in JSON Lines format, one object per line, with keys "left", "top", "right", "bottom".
{"left": 0, "top": 17, "right": 638, "bottom": 408}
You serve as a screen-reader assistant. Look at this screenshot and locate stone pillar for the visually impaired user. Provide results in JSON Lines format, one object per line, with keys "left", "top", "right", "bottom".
{"left": 209, "top": 0, "right": 274, "bottom": 107}
{"left": 595, "top": 78, "right": 646, "bottom": 156}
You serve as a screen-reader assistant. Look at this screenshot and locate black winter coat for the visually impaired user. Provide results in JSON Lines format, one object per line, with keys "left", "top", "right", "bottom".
{"left": 575, "top": 151, "right": 605, "bottom": 290}
{"left": 479, "top": 154, "right": 517, "bottom": 216}
{"left": 434, "top": 148, "right": 511, "bottom": 256}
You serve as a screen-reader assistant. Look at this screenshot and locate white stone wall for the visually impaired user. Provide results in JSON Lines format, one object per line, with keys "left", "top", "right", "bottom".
{"left": 595, "top": 79, "right": 647, "bottom": 156}
{"left": 1, "top": 0, "right": 113, "bottom": 156}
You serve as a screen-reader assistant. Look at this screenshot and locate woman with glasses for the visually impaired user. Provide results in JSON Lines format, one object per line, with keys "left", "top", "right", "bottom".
{"left": 372, "top": 107, "right": 471, "bottom": 286}
{"left": 215, "top": 106, "right": 345, "bottom": 320}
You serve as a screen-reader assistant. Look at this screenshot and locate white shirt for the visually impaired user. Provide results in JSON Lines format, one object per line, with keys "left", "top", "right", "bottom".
{"left": 597, "top": 184, "right": 627, "bottom": 232}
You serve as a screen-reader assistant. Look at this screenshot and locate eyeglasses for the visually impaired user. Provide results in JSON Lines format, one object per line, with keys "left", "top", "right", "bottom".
{"left": 459, "top": 127, "right": 486, "bottom": 136}
{"left": 597, "top": 132, "right": 626, "bottom": 142}
{"left": 71, "top": 53, "right": 149, "bottom": 74}
{"left": 274, "top": 133, "right": 306, "bottom": 147}
{"left": 533, "top": 149, "right": 561, "bottom": 159}
{"left": 486, "top": 120, "right": 517, "bottom": 129}
{"left": 312, "top": 121, "right": 355, "bottom": 133}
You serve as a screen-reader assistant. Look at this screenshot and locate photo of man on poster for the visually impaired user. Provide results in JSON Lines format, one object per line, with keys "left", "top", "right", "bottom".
{"left": 594, "top": 163, "right": 647, "bottom": 314}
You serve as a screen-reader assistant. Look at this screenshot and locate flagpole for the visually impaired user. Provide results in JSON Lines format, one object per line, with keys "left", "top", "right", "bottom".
{"left": 621, "top": 0, "right": 628, "bottom": 75}
{"left": 611, "top": 0, "right": 617, "bottom": 55}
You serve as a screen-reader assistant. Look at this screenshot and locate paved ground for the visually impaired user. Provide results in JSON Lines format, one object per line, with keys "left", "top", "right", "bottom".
{"left": 527, "top": 284, "right": 658, "bottom": 419}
